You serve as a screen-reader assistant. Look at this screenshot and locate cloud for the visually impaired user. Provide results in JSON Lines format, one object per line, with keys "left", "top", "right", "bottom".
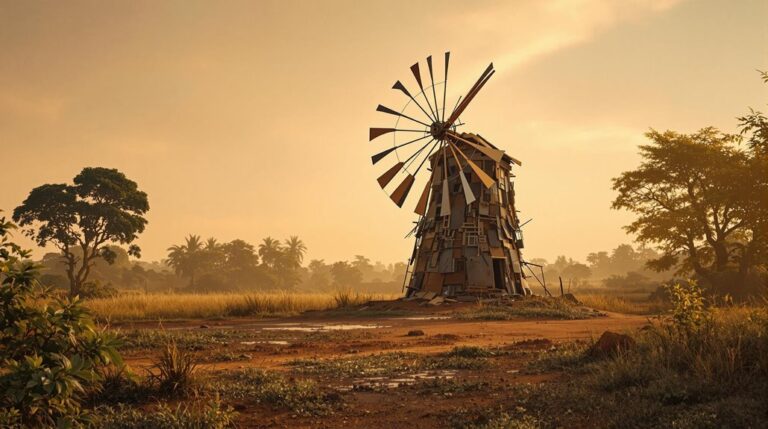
{"left": 441, "top": 0, "right": 687, "bottom": 76}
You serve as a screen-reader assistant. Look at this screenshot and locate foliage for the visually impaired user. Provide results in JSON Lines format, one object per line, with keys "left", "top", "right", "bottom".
{"left": 90, "top": 398, "right": 236, "bottom": 429}
{"left": 148, "top": 341, "right": 198, "bottom": 395}
{"left": 166, "top": 234, "right": 306, "bottom": 291}
{"left": 612, "top": 127, "right": 766, "bottom": 297}
{"left": 455, "top": 297, "right": 597, "bottom": 321}
{"left": 13, "top": 167, "right": 149, "bottom": 296}
{"left": 0, "top": 211, "right": 123, "bottom": 427}
{"left": 666, "top": 281, "right": 708, "bottom": 331}
{"left": 208, "top": 369, "right": 338, "bottom": 416}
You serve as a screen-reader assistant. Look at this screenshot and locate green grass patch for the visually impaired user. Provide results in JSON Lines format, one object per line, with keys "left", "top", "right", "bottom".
{"left": 207, "top": 369, "right": 339, "bottom": 416}
{"left": 455, "top": 298, "right": 599, "bottom": 321}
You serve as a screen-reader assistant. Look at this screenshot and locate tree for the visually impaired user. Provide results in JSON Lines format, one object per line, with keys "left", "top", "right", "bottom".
{"left": 330, "top": 261, "right": 363, "bottom": 287}
{"left": 307, "top": 259, "right": 331, "bottom": 290}
{"left": 258, "top": 237, "right": 282, "bottom": 269}
{"left": 166, "top": 234, "right": 204, "bottom": 287}
{"left": 612, "top": 128, "right": 765, "bottom": 296}
{"left": 283, "top": 236, "right": 307, "bottom": 269}
{"left": 13, "top": 167, "right": 149, "bottom": 296}
{"left": 561, "top": 262, "right": 592, "bottom": 286}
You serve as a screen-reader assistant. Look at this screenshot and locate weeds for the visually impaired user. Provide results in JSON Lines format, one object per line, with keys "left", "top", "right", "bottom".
{"left": 91, "top": 397, "right": 236, "bottom": 428}
{"left": 455, "top": 297, "right": 597, "bottom": 321}
{"left": 208, "top": 369, "right": 339, "bottom": 416}
{"left": 149, "top": 341, "right": 198, "bottom": 396}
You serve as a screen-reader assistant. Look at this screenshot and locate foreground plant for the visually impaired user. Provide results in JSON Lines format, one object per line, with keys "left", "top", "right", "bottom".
{"left": 0, "top": 212, "right": 123, "bottom": 427}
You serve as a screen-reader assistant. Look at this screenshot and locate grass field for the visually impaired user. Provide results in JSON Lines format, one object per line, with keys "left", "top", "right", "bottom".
{"left": 85, "top": 290, "right": 400, "bottom": 321}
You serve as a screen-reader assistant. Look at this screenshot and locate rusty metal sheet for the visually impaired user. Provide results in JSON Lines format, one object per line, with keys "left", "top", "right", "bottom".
{"left": 443, "top": 271, "right": 464, "bottom": 285}
{"left": 422, "top": 272, "right": 444, "bottom": 292}
{"left": 490, "top": 247, "right": 505, "bottom": 258}
{"left": 449, "top": 196, "right": 465, "bottom": 229}
{"left": 438, "top": 250, "right": 453, "bottom": 273}
{"left": 487, "top": 229, "right": 501, "bottom": 247}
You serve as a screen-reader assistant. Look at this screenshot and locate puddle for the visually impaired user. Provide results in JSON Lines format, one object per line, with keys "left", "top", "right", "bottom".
{"left": 240, "top": 340, "right": 289, "bottom": 345}
{"left": 338, "top": 370, "right": 457, "bottom": 391}
{"left": 263, "top": 324, "right": 389, "bottom": 332}
{"left": 400, "top": 316, "right": 451, "bottom": 321}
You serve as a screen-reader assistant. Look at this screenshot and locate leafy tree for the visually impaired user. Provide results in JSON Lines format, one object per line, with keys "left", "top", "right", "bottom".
{"left": 307, "top": 259, "right": 331, "bottom": 291}
{"left": 0, "top": 211, "right": 123, "bottom": 427}
{"left": 560, "top": 262, "right": 592, "bottom": 286}
{"left": 13, "top": 167, "right": 149, "bottom": 297}
{"left": 612, "top": 127, "right": 765, "bottom": 296}
{"left": 330, "top": 261, "right": 363, "bottom": 287}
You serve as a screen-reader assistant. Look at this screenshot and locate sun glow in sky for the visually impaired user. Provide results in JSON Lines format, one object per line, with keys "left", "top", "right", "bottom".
{"left": 1, "top": 0, "right": 766, "bottom": 265}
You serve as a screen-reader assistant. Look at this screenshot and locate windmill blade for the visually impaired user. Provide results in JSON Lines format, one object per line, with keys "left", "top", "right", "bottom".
{"left": 369, "top": 127, "right": 427, "bottom": 141}
{"left": 459, "top": 169, "right": 476, "bottom": 205}
{"left": 371, "top": 134, "right": 431, "bottom": 165}
{"left": 449, "top": 141, "right": 496, "bottom": 188}
{"left": 410, "top": 63, "right": 424, "bottom": 92}
{"left": 446, "top": 142, "right": 477, "bottom": 205}
{"left": 390, "top": 174, "right": 416, "bottom": 207}
{"left": 444, "top": 64, "right": 494, "bottom": 127}
{"left": 377, "top": 161, "right": 403, "bottom": 188}
{"left": 376, "top": 105, "right": 430, "bottom": 127}
{"left": 410, "top": 62, "right": 437, "bottom": 120}
{"left": 443, "top": 52, "right": 450, "bottom": 123}
{"left": 414, "top": 178, "right": 432, "bottom": 216}
{"left": 392, "top": 80, "right": 435, "bottom": 122}
{"left": 426, "top": 55, "right": 440, "bottom": 121}
{"left": 447, "top": 131, "right": 504, "bottom": 163}
{"left": 440, "top": 177, "right": 451, "bottom": 216}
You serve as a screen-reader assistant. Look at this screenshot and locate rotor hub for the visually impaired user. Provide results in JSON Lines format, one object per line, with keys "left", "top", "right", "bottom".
{"left": 430, "top": 121, "right": 447, "bottom": 140}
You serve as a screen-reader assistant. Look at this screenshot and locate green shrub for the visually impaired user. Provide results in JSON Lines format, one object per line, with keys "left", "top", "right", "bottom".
{"left": 0, "top": 212, "right": 123, "bottom": 427}
{"left": 91, "top": 398, "right": 236, "bottom": 429}
{"left": 149, "top": 341, "right": 198, "bottom": 395}
{"left": 209, "top": 369, "right": 338, "bottom": 416}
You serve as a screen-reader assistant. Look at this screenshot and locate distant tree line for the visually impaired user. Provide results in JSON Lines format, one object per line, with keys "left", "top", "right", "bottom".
{"left": 164, "top": 234, "right": 306, "bottom": 292}
{"left": 528, "top": 243, "right": 670, "bottom": 291}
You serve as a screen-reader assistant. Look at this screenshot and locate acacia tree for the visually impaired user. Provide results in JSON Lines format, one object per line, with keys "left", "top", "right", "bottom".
{"left": 13, "top": 167, "right": 149, "bottom": 297}
{"left": 612, "top": 127, "right": 765, "bottom": 296}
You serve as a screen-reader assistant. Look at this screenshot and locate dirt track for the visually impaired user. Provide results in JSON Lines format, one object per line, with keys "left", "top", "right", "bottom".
{"left": 117, "top": 311, "right": 650, "bottom": 428}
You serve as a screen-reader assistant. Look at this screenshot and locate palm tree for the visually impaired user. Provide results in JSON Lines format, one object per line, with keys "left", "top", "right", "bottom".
{"left": 166, "top": 234, "right": 203, "bottom": 287}
{"left": 284, "top": 236, "right": 307, "bottom": 269}
{"left": 258, "top": 237, "right": 282, "bottom": 268}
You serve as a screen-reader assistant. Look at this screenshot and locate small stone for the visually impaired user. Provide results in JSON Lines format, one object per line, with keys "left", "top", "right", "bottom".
{"left": 589, "top": 331, "right": 636, "bottom": 358}
{"left": 407, "top": 329, "right": 425, "bottom": 337}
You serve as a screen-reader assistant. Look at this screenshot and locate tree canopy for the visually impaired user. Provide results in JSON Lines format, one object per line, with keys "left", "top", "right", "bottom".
{"left": 13, "top": 167, "right": 149, "bottom": 296}
{"left": 612, "top": 125, "right": 766, "bottom": 296}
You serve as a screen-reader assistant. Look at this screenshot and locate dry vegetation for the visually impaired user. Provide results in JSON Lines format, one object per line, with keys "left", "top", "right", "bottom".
{"left": 84, "top": 290, "right": 400, "bottom": 321}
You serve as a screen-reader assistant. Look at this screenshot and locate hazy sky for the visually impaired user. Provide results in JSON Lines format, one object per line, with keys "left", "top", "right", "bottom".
{"left": 1, "top": 0, "right": 766, "bottom": 265}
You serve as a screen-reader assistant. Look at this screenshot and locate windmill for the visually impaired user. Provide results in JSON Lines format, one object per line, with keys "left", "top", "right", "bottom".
{"left": 369, "top": 53, "right": 532, "bottom": 297}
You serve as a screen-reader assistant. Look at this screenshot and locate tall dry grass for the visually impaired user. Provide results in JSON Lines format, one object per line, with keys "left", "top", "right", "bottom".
{"left": 85, "top": 290, "right": 399, "bottom": 321}
{"left": 578, "top": 293, "right": 669, "bottom": 315}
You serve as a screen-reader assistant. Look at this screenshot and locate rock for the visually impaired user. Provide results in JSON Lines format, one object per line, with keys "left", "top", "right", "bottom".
{"left": 589, "top": 331, "right": 636, "bottom": 358}
{"left": 407, "top": 329, "right": 425, "bottom": 337}
{"left": 199, "top": 324, "right": 210, "bottom": 329}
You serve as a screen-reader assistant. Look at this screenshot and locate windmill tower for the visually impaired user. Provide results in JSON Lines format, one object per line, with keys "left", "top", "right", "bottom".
{"left": 369, "top": 53, "right": 532, "bottom": 297}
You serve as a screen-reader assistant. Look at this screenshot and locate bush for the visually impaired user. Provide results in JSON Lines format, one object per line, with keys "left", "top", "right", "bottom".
{"left": 0, "top": 212, "right": 123, "bottom": 427}
{"left": 91, "top": 398, "right": 236, "bottom": 429}
{"left": 149, "top": 341, "right": 198, "bottom": 396}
